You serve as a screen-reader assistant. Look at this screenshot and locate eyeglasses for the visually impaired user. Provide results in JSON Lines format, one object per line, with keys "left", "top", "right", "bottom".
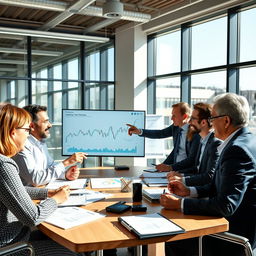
{"left": 190, "top": 116, "right": 199, "bottom": 121}
{"left": 208, "top": 115, "right": 227, "bottom": 123}
{"left": 16, "top": 127, "right": 31, "bottom": 133}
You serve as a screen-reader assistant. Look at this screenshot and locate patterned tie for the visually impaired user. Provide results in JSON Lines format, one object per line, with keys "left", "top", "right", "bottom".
{"left": 196, "top": 142, "right": 203, "bottom": 171}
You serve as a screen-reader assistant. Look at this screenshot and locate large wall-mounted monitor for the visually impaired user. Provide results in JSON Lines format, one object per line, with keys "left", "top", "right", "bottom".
{"left": 62, "top": 109, "right": 145, "bottom": 157}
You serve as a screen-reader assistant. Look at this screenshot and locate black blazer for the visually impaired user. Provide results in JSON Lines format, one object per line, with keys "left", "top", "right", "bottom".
{"left": 183, "top": 128, "right": 256, "bottom": 249}
{"left": 141, "top": 124, "right": 201, "bottom": 170}
{"left": 181, "top": 132, "right": 222, "bottom": 186}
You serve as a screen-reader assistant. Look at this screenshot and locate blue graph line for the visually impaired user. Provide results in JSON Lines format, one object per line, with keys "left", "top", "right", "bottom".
{"left": 65, "top": 120, "right": 139, "bottom": 143}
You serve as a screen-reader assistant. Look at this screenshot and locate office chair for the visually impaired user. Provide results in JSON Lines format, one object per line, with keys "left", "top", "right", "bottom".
{"left": 0, "top": 241, "right": 35, "bottom": 256}
{"left": 209, "top": 232, "right": 253, "bottom": 256}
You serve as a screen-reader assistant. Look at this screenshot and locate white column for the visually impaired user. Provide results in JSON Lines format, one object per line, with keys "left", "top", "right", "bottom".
{"left": 115, "top": 23, "right": 147, "bottom": 166}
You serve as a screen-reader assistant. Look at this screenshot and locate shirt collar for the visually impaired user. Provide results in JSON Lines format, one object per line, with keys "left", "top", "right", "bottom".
{"left": 181, "top": 123, "right": 189, "bottom": 132}
{"left": 28, "top": 134, "right": 45, "bottom": 147}
{"left": 201, "top": 131, "right": 212, "bottom": 145}
{"left": 217, "top": 128, "right": 241, "bottom": 155}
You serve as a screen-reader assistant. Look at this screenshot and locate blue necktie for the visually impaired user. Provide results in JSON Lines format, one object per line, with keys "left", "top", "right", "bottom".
{"left": 173, "top": 128, "right": 182, "bottom": 163}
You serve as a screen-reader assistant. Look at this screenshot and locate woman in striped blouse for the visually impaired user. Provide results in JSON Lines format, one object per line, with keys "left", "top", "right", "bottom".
{"left": 0, "top": 104, "right": 82, "bottom": 255}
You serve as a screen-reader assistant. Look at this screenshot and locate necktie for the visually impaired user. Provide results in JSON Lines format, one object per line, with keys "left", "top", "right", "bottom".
{"left": 173, "top": 128, "right": 182, "bottom": 163}
{"left": 196, "top": 142, "right": 203, "bottom": 171}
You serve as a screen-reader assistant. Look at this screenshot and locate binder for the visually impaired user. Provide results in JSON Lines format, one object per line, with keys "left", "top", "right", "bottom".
{"left": 118, "top": 213, "right": 185, "bottom": 239}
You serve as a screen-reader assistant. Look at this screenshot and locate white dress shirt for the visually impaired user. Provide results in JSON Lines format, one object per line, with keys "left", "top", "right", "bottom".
{"left": 176, "top": 123, "right": 189, "bottom": 163}
{"left": 13, "top": 135, "right": 66, "bottom": 186}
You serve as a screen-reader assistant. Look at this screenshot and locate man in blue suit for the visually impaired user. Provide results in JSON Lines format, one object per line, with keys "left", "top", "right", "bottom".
{"left": 160, "top": 93, "right": 256, "bottom": 256}
{"left": 127, "top": 102, "right": 200, "bottom": 172}
{"left": 167, "top": 102, "right": 222, "bottom": 186}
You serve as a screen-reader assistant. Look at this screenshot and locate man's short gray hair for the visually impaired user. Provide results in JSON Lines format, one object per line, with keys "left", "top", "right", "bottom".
{"left": 213, "top": 93, "right": 249, "bottom": 127}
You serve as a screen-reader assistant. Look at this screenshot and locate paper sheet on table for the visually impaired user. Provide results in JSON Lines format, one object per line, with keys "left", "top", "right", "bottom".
{"left": 90, "top": 178, "right": 121, "bottom": 188}
{"left": 45, "top": 178, "right": 87, "bottom": 189}
{"left": 45, "top": 207, "right": 105, "bottom": 229}
{"left": 60, "top": 190, "right": 112, "bottom": 207}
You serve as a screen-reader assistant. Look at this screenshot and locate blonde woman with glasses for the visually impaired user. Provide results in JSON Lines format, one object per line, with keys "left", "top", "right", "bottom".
{"left": 0, "top": 104, "right": 83, "bottom": 255}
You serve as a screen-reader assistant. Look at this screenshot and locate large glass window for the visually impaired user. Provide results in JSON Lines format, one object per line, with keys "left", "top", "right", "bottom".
{"left": 191, "top": 17, "right": 227, "bottom": 70}
{"left": 240, "top": 7, "right": 256, "bottom": 62}
{"left": 154, "top": 76, "right": 180, "bottom": 163}
{"left": 0, "top": 36, "right": 27, "bottom": 77}
{"left": 191, "top": 71, "right": 226, "bottom": 104}
{"left": 239, "top": 67, "right": 256, "bottom": 134}
{"left": 0, "top": 79, "right": 28, "bottom": 106}
{"left": 0, "top": 36, "right": 114, "bottom": 166}
{"left": 155, "top": 31, "right": 181, "bottom": 76}
{"left": 85, "top": 51, "right": 100, "bottom": 80}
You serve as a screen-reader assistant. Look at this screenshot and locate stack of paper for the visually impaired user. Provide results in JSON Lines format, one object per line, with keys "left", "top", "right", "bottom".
{"left": 143, "top": 178, "right": 168, "bottom": 187}
{"left": 45, "top": 207, "right": 105, "bottom": 229}
{"left": 59, "top": 189, "right": 111, "bottom": 207}
{"left": 46, "top": 178, "right": 87, "bottom": 189}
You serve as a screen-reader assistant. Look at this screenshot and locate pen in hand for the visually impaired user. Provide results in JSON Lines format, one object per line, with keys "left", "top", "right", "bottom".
{"left": 163, "top": 189, "right": 166, "bottom": 194}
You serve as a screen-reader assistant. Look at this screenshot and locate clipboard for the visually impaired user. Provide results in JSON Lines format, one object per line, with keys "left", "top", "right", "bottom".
{"left": 118, "top": 213, "right": 185, "bottom": 239}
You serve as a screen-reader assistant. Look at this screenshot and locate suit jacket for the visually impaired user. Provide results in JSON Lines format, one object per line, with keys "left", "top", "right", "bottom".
{"left": 183, "top": 127, "right": 256, "bottom": 249}
{"left": 141, "top": 124, "right": 201, "bottom": 170}
{"left": 181, "top": 132, "right": 222, "bottom": 186}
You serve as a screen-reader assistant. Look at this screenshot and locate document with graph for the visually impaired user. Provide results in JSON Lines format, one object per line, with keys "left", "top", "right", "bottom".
{"left": 90, "top": 177, "right": 121, "bottom": 188}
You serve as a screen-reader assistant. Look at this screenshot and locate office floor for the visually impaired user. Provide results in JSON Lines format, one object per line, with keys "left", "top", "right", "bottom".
{"left": 89, "top": 247, "right": 142, "bottom": 255}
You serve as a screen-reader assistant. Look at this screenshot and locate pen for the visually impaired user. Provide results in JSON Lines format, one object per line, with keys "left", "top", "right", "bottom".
{"left": 120, "top": 221, "right": 132, "bottom": 231}
{"left": 151, "top": 163, "right": 156, "bottom": 166}
{"left": 163, "top": 189, "right": 166, "bottom": 194}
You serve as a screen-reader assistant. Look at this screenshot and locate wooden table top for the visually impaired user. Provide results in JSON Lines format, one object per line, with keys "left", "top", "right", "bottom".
{"left": 38, "top": 166, "right": 228, "bottom": 253}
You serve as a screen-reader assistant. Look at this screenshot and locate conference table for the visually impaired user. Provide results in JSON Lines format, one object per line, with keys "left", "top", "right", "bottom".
{"left": 38, "top": 166, "right": 229, "bottom": 256}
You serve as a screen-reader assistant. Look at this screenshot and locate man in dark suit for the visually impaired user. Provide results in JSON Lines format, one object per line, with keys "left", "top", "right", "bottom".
{"left": 160, "top": 93, "right": 256, "bottom": 256}
{"left": 167, "top": 102, "right": 222, "bottom": 186}
{"left": 127, "top": 102, "right": 200, "bottom": 172}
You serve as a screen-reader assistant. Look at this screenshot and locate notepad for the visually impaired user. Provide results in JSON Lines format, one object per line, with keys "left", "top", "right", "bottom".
{"left": 119, "top": 213, "right": 185, "bottom": 239}
{"left": 45, "top": 207, "right": 105, "bottom": 229}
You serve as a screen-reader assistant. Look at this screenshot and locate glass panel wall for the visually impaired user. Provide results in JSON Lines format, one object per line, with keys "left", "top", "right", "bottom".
{"left": 239, "top": 67, "right": 256, "bottom": 134}
{"left": 155, "top": 76, "right": 180, "bottom": 163}
{"left": 0, "top": 37, "right": 115, "bottom": 165}
{"left": 191, "top": 71, "right": 226, "bottom": 104}
{"left": 191, "top": 17, "right": 227, "bottom": 69}
{"left": 155, "top": 31, "right": 181, "bottom": 76}
{"left": 240, "top": 7, "right": 256, "bottom": 62}
{"left": 148, "top": 4, "right": 256, "bottom": 166}
{"left": 0, "top": 35, "right": 27, "bottom": 78}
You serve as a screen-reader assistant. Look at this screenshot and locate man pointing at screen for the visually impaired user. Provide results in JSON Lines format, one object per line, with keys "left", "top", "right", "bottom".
{"left": 13, "top": 104, "right": 87, "bottom": 186}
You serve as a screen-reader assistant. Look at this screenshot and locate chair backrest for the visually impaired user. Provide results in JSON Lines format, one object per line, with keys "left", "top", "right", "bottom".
{"left": 0, "top": 241, "right": 34, "bottom": 256}
{"left": 209, "top": 232, "right": 253, "bottom": 256}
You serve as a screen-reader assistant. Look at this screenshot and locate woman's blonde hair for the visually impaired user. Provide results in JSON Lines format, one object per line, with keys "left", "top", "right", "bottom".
{"left": 0, "top": 104, "right": 31, "bottom": 157}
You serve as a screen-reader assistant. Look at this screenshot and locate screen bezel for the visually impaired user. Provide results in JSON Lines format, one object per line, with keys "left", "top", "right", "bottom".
{"left": 62, "top": 109, "right": 146, "bottom": 157}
